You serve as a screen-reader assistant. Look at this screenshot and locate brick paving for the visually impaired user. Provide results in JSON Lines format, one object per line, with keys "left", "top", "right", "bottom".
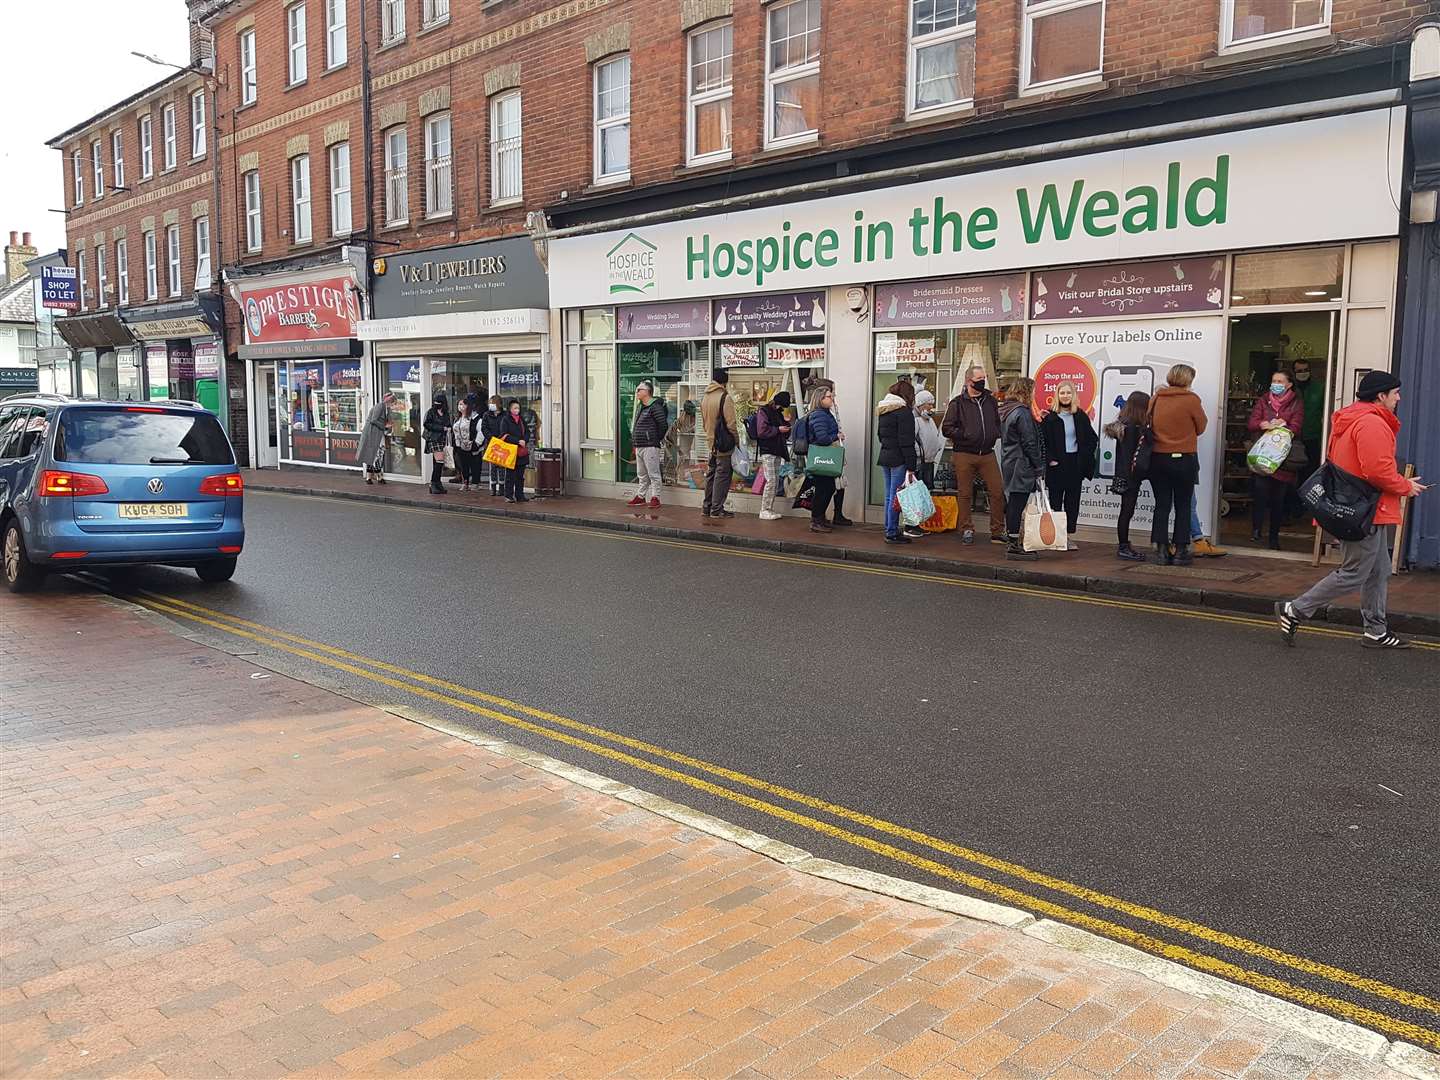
{"left": 0, "top": 593, "right": 1414, "bottom": 1079}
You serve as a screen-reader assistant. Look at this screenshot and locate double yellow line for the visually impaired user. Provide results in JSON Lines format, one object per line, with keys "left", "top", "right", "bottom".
{"left": 129, "top": 586, "right": 1439, "bottom": 1049}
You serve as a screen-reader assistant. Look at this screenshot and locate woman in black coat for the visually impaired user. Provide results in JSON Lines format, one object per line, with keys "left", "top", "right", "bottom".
{"left": 422, "top": 392, "right": 450, "bottom": 495}
{"left": 499, "top": 398, "right": 530, "bottom": 502}
{"left": 1039, "top": 381, "right": 1097, "bottom": 550}
{"left": 1105, "top": 391, "right": 1150, "bottom": 562}
{"left": 479, "top": 395, "right": 506, "bottom": 495}
{"left": 876, "top": 380, "right": 919, "bottom": 544}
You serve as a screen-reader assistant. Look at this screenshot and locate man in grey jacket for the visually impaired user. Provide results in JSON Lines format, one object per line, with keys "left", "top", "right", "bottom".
{"left": 629, "top": 381, "right": 668, "bottom": 508}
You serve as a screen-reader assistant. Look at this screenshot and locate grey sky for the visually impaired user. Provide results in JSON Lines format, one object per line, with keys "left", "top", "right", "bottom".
{"left": 0, "top": 1, "right": 191, "bottom": 256}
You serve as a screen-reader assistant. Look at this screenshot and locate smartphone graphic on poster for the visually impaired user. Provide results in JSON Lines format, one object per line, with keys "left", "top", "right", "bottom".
{"left": 1097, "top": 365, "right": 1155, "bottom": 477}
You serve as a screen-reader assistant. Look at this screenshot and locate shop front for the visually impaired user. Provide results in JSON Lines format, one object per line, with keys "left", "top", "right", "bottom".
{"left": 119, "top": 296, "right": 224, "bottom": 410}
{"left": 53, "top": 310, "right": 136, "bottom": 400}
{"left": 232, "top": 266, "right": 365, "bottom": 471}
{"left": 547, "top": 104, "right": 1406, "bottom": 552}
{"left": 356, "top": 238, "right": 550, "bottom": 484}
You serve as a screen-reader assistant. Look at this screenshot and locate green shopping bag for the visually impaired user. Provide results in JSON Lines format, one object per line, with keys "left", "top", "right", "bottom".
{"left": 806, "top": 443, "right": 845, "bottom": 478}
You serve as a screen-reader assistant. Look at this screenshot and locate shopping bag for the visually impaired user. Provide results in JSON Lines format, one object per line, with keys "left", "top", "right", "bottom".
{"left": 751, "top": 471, "right": 767, "bottom": 495}
{"left": 483, "top": 437, "right": 519, "bottom": 471}
{"left": 920, "top": 495, "right": 959, "bottom": 533}
{"left": 805, "top": 444, "right": 845, "bottom": 477}
{"left": 1022, "top": 485, "right": 1068, "bottom": 551}
{"left": 896, "top": 479, "right": 936, "bottom": 528}
{"left": 1247, "top": 428, "right": 1292, "bottom": 476}
{"left": 731, "top": 442, "right": 752, "bottom": 479}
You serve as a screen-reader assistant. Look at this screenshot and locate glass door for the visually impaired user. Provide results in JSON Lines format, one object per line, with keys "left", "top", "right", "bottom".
{"left": 257, "top": 363, "right": 280, "bottom": 468}
{"left": 383, "top": 359, "right": 423, "bottom": 479}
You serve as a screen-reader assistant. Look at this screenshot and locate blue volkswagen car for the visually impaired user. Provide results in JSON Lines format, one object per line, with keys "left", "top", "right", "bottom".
{"left": 1, "top": 395, "right": 245, "bottom": 593}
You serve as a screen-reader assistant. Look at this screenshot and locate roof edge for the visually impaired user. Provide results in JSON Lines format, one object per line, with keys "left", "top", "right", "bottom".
{"left": 45, "top": 68, "right": 196, "bottom": 149}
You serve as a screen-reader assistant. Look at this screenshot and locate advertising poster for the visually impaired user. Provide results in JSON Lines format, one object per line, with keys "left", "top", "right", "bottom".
{"left": 720, "top": 341, "right": 761, "bottom": 368}
{"left": 1028, "top": 317, "right": 1224, "bottom": 529}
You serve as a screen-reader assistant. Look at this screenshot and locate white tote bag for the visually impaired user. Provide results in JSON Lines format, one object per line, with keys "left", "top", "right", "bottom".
{"left": 1022, "top": 483, "right": 1069, "bottom": 552}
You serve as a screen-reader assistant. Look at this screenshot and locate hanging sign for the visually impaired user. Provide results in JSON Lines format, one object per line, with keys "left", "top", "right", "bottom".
{"left": 764, "top": 341, "right": 826, "bottom": 367}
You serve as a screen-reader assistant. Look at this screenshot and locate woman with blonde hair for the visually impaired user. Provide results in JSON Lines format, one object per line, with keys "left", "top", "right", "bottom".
{"left": 1039, "top": 380, "right": 1097, "bottom": 550}
{"left": 998, "top": 376, "right": 1045, "bottom": 560}
{"left": 1146, "top": 363, "right": 1208, "bottom": 565}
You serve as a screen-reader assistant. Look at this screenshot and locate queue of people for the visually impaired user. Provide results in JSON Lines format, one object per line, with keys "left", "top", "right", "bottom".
{"left": 402, "top": 391, "right": 532, "bottom": 501}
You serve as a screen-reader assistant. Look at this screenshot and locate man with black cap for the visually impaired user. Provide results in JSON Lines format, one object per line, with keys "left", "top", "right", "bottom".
{"left": 1277, "top": 371, "right": 1427, "bottom": 649}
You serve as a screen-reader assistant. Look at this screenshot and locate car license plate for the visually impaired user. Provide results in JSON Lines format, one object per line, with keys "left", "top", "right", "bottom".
{"left": 117, "top": 502, "right": 188, "bottom": 519}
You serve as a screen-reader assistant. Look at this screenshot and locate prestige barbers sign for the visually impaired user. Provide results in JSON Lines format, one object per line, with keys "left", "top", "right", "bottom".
{"left": 237, "top": 275, "right": 360, "bottom": 344}
{"left": 550, "top": 109, "right": 1403, "bottom": 307}
{"left": 371, "top": 237, "right": 549, "bottom": 318}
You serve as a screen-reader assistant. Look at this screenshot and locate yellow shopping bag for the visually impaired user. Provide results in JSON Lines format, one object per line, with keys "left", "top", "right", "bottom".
{"left": 920, "top": 495, "right": 959, "bottom": 532}
{"left": 483, "top": 438, "right": 519, "bottom": 471}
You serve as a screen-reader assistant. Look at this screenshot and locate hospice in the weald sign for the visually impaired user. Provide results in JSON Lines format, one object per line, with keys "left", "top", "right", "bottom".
{"left": 685, "top": 158, "right": 1230, "bottom": 288}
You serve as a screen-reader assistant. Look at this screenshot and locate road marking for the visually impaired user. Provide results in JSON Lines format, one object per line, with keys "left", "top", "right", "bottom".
{"left": 252, "top": 490, "right": 1440, "bottom": 650}
{"left": 131, "top": 587, "right": 1440, "bottom": 1045}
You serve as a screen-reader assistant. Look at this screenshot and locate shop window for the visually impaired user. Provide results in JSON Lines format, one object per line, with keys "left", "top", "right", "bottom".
{"left": 1347, "top": 241, "right": 1398, "bottom": 305}
{"left": 765, "top": 0, "right": 821, "bottom": 148}
{"left": 139, "top": 114, "right": 153, "bottom": 178}
{"left": 288, "top": 2, "right": 308, "bottom": 86}
{"left": 490, "top": 91, "right": 522, "bottom": 205}
{"left": 116, "top": 239, "right": 129, "bottom": 305}
{"left": 329, "top": 142, "right": 352, "bottom": 237}
{"left": 162, "top": 103, "right": 176, "bottom": 170}
{"left": 581, "top": 307, "right": 615, "bottom": 342}
{"left": 593, "top": 54, "right": 631, "bottom": 184}
{"left": 191, "top": 90, "right": 207, "bottom": 158}
{"left": 425, "top": 113, "right": 453, "bottom": 217}
{"left": 239, "top": 29, "right": 257, "bottom": 106}
{"left": 687, "top": 22, "right": 732, "bottom": 165}
{"left": 1231, "top": 247, "right": 1343, "bottom": 306}
{"left": 1023, "top": 0, "right": 1104, "bottom": 94}
{"left": 383, "top": 360, "right": 423, "bottom": 478}
{"left": 585, "top": 346, "right": 616, "bottom": 442}
{"left": 244, "top": 170, "right": 263, "bottom": 252}
{"left": 384, "top": 126, "right": 408, "bottom": 225}
{"left": 326, "top": 0, "right": 347, "bottom": 67}
{"left": 1222, "top": 0, "right": 1329, "bottom": 53}
{"left": 291, "top": 154, "right": 313, "bottom": 243}
{"left": 909, "top": 0, "right": 976, "bottom": 117}
{"left": 112, "top": 131, "right": 125, "bottom": 188}
{"left": 92, "top": 140, "right": 104, "bottom": 200}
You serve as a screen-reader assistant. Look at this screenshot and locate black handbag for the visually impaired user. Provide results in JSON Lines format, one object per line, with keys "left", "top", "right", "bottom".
{"left": 1298, "top": 461, "right": 1379, "bottom": 542}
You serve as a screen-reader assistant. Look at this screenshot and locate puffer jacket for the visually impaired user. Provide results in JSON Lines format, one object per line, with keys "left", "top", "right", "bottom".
{"left": 876, "top": 394, "right": 918, "bottom": 471}
{"left": 800, "top": 406, "right": 839, "bottom": 448}
{"left": 998, "top": 399, "right": 1044, "bottom": 495}
{"left": 914, "top": 410, "right": 945, "bottom": 464}
{"left": 631, "top": 398, "right": 668, "bottom": 448}
{"left": 479, "top": 407, "right": 505, "bottom": 450}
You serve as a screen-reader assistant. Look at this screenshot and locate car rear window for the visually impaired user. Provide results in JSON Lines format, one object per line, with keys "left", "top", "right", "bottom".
{"left": 55, "top": 408, "right": 235, "bottom": 466}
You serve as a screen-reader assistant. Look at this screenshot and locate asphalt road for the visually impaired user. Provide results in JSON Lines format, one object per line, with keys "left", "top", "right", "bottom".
{"left": 54, "top": 490, "right": 1440, "bottom": 1043}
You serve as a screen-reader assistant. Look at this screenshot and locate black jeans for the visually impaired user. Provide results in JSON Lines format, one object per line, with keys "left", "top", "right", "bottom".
{"left": 1005, "top": 490, "right": 1030, "bottom": 536}
{"left": 505, "top": 461, "right": 527, "bottom": 499}
{"left": 454, "top": 448, "right": 481, "bottom": 485}
{"left": 918, "top": 461, "right": 935, "bottom": 490}
{"left": 1116, "top": 483, "right": 1142, "bottom": 547}
{"left": 1046, "top": 452, "right": 1083, "bottom": 535}
{"left": 809, "top": 475, "right": 837, "bottom": 522}
{"left": 1251, "top": 473, "right": 1287, "bottom": 544}
{"left": 1148, "top": 454, "right": 1196, "bottom": 548}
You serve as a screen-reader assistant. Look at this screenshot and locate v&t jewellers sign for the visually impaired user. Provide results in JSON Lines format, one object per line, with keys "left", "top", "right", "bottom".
{"left": 371, "top": 237, "right": 548, "bottom": 318}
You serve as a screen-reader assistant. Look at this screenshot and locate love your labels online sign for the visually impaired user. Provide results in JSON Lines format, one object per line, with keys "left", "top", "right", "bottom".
{"left": 549, "top": 109, "right": 1404, "bottom": 308}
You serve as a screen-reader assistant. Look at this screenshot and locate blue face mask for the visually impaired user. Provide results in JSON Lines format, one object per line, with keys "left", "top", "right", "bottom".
{"left": 1270, "top": 383, "right": 1287, "bottom": 395}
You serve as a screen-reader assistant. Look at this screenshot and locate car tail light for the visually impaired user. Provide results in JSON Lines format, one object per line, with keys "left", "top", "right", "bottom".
{"left": 199, "top": 473, "right": 244, "bottom": 496}
{"left": 124, "top": 406, "right": 166, "bottom": 413}
{"left": 39, "top": 471, "right": 109, "bottom": 497}
{"left": 219, "top": 546, "right": 243, "bottom": 554}
{"left": 51, "top": 551, "right": 89, "bottom": 559}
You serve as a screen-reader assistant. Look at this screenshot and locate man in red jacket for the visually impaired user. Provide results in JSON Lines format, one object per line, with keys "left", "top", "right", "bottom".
{"left": 1277, "top": 371, "right": 1427, "bottom": 649}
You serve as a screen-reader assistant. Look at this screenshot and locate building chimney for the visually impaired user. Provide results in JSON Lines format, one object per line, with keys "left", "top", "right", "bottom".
{"left": 8, "top": 232, "right": 16, "bottom": 246}
{"left": 22, "top": 232, "right": 31, "bottom": 246}
{"left": 4, "top": 230, "right": 40, "bottom": 286}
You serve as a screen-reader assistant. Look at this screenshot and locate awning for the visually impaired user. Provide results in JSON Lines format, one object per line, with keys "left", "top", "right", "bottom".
{"left": 119, "top": 295, "right": 223, "bottom": 340}
{"left": 54, "top": 311, "right": 135, "bottom": 350}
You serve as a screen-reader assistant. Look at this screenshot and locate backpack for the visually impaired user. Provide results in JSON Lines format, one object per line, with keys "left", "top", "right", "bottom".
{"left": 791, "top": 412, "right": 810, "bottom": 457}
{"left": 713, "top": 405, "right": 736, "bottom": 453}
{"left": 743, "top": 412, "right": 762, "bottom": 441}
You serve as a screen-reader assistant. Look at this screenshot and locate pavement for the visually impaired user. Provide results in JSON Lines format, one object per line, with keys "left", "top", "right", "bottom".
{"left": 2, "top": 590, "right": 1432, "bottom": 1080}
{"left": 237, "top": 469, "right": 1440, "bottom": 637}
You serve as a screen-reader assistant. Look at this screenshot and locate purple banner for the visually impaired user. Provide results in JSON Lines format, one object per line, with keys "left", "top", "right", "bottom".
{"left": 616, "top": 301, "right": 711, "bottom": 340}
{"left": 714, "top": 292, "right": 825, "bottom": 337}
{"left": 1031, "top": 257, "right": 1225, "bottom": 320}
{"left": 874, "top": 274, "right": 1027, "bottom": 328}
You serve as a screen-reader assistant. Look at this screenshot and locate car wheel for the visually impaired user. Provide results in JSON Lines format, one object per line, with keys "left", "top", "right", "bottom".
{"left": 3, "top": 521, "right": 44, "bottom": 594}
{"left": 195, "top": 557, "right": 238, "bottom": 584}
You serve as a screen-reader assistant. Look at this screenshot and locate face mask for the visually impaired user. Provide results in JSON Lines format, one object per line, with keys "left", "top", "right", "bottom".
{"left": 1295, "top": 373, "right": 1311, "bottom": 382}
{"left": 1270, "top": 383, "right": 1286, "bottom": 395}
{"left": 972, "top": 379, "right": 985, "bottom": 391}
{"left": 489, "top": 404, "right": 499, "bottom": 412}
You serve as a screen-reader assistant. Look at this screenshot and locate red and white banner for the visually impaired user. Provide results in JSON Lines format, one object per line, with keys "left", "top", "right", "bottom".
{"left": 236, "top": 275, "right": 360, "bottom": 345}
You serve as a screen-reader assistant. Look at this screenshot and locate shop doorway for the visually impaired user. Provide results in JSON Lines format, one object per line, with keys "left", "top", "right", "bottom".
{"left": 256, "top": 364, "right": 280, "bottom": 469}
{"left": 382, "top": 360, "right": 423, "bottom": 479}
{"left": 1221, "top": 311, "right": 1336, "bottom": 554}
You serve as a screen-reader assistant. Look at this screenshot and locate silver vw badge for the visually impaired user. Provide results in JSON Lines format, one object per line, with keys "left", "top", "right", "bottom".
{"left": 147, "top": 478, "right": 165, "bottom": 495}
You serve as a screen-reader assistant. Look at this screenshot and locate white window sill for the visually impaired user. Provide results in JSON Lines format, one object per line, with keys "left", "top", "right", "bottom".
{"left": 379, "top": 37, "right": 406, "bottom": 52}
{"left": 683, "top": 152, "right": 733, "bottom": 172}
{"left": 332, "top": 230, "right": 353, "bottom": 240}
{"left": 382, "top": 220, "right": 410, "bottom": 230}
{"left": 1207, "top": 31, "right": 1333, "bottom": 66}
{"left": 1219, "top": 26, "right": 1330, "bottom": 56}
{"left": 1018, "top": 73, "right": 1103, "bottom": 99}
{"left": 324, "top": 62, "right": 348, "bottom": 75}
{"left": 592, "top": 172, "right": 631, "bottom": 188}
{"left": 763, "top": 133, "right": 819, "bottom": 153}
{"left": 286, "top": 79, "right": 308, "bottom": 91}
{"left": 420, "top": 17, "right": 450, "bottom": 33}
{"left": 424, "top": 210, "right": 454, "bottom": 221}
{"left": 488, "top": 198, "right": 523, "bottom": 211}
{"left": 903, "top": 100, "right": 976, "bottom": 126}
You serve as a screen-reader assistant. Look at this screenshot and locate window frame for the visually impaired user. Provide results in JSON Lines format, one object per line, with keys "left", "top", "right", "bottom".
{"left": 764, "top": 0, "right": 822, "bottom": 150}
{"left": 381, "top": 0, "right": 406, "bottom": 43}
{"left": 166, "top": 224, "right": 182, "bottom": 298}
{"left": 96, "top": 245, "right": 108, "bottom": 308}
{"left": 194, "top": 216, "right": 211, "bottom": 290}
{"left": 383, "top": 126, "right": 409, "bottom": 226}
{"left": 240, "top": 28, "right": 258, "bottom": 106}
{"left": 77, "top": 251, "right": 87, "bottom": 311}
{"left": 112, "top": 130, "right": 125, "bottom": 188}
{"left": 291, "top": 154, "right": 313, "bottom": 244}
{"left": 288, "top": 2, "right": 309, "bottom": 86}
{"left": 424, "top": 113, "right": 453, "bottom": 218}
{"left": 329, "top": 141, "right": 352, "bottom": 237}
{"left": 906, "top": 0, "right": 977, "bottom": 119}
{"left": 686, "top": 21, "right": 733, "bottom": 167}
{"left": 244, "top": 170, "right": 263, "bottom": 253}
{"left": 72, "top": 150, "right": 83, "bottom": 206}
{"left": 1020, "top": 0, "right": 1105, "bottom": 96}
{"left": 92, "top": 139, "right": 104, "bottom": 200}
{"left": 144, "top": 231, "right": 158, "bottom": 300}
{"left": 592, "top": 54, "right": 631, "bottom": 185}
{"left": 190, "top": 89, "right": 207, "bottom": 158}
{"left": 139, "top": 114, "right": 154, "bottom": 178}
{"left": 422, "top": 0, "right": 450, "bottom": 28}
{"left": 1219, "top": 0, "right": 1331, "bottom": 53}
{"left": 489, "top": 90, "right": 523, "bottom": 206}
{"left": 116, "top": 238, "right": 129, "bottom": 305}
{"left": 162, "top": 103, "right": 177, "bottom": 169}
{"left": 326, "top": 0, "right": 348, "bottom": 67}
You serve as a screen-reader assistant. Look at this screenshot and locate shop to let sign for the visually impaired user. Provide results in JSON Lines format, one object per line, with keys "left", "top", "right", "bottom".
{"left": 41, "top": 266, "right": 78, "bottom": 311}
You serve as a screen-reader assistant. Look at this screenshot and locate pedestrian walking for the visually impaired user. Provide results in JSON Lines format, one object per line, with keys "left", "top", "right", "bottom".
{"left": 1040, "top": 380, "right": 1097, "bottom": 550}
{"left": 1247, "top": 369, "right": 1304, "bottom": 550}
{"left": 1277, "top": 372, "right": 1427, "bottom": 649}
{"left": 451, "top": 395, "right": 483, "bottom": 492}
{"left": 422, "top": 392, "right": 451, "bottom": 495}
{"left": 700, "top": 369, "right": 738, "bottom": 519}
{"left": 756, "top": 391, "right": 792, "bottom": 521}
{"left": 1106, "top": 390, "right": 1150, "bottom": 562}
{"left": 798, "top": 386, "right": 842, "bottom": 533}
{"left": 940, "top": 364, "right": 1006, "bottom": 545}
{"left": 500, "top": 398, "right": 530, "bottom": 502}
{"left": 997, "top": 376, "right": 1045, "bottom": 561}
{"left": 807, "top": 378, "right": 854, "bottom": 526}
{"left": 356, "top": 391, "right": 395, "bottom": 484}
{"left": 629, "top": 380, "right": 668, "bottom": 508}
{"left": 877, "top": 381, "right": 921, "bottom": 544}
{"left": 480, "top": 395, "right": 506, "bottom": 495}
{"left": 1146, "top": 364, "right": 1207, "bottom": 565}
{"left": 913, "top": 390, "right": 944, "bottom": 493}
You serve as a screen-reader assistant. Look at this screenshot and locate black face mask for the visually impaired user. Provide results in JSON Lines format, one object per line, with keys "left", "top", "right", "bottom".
{"left": 972, "top": 380, "right": 986, "bottom": 392}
